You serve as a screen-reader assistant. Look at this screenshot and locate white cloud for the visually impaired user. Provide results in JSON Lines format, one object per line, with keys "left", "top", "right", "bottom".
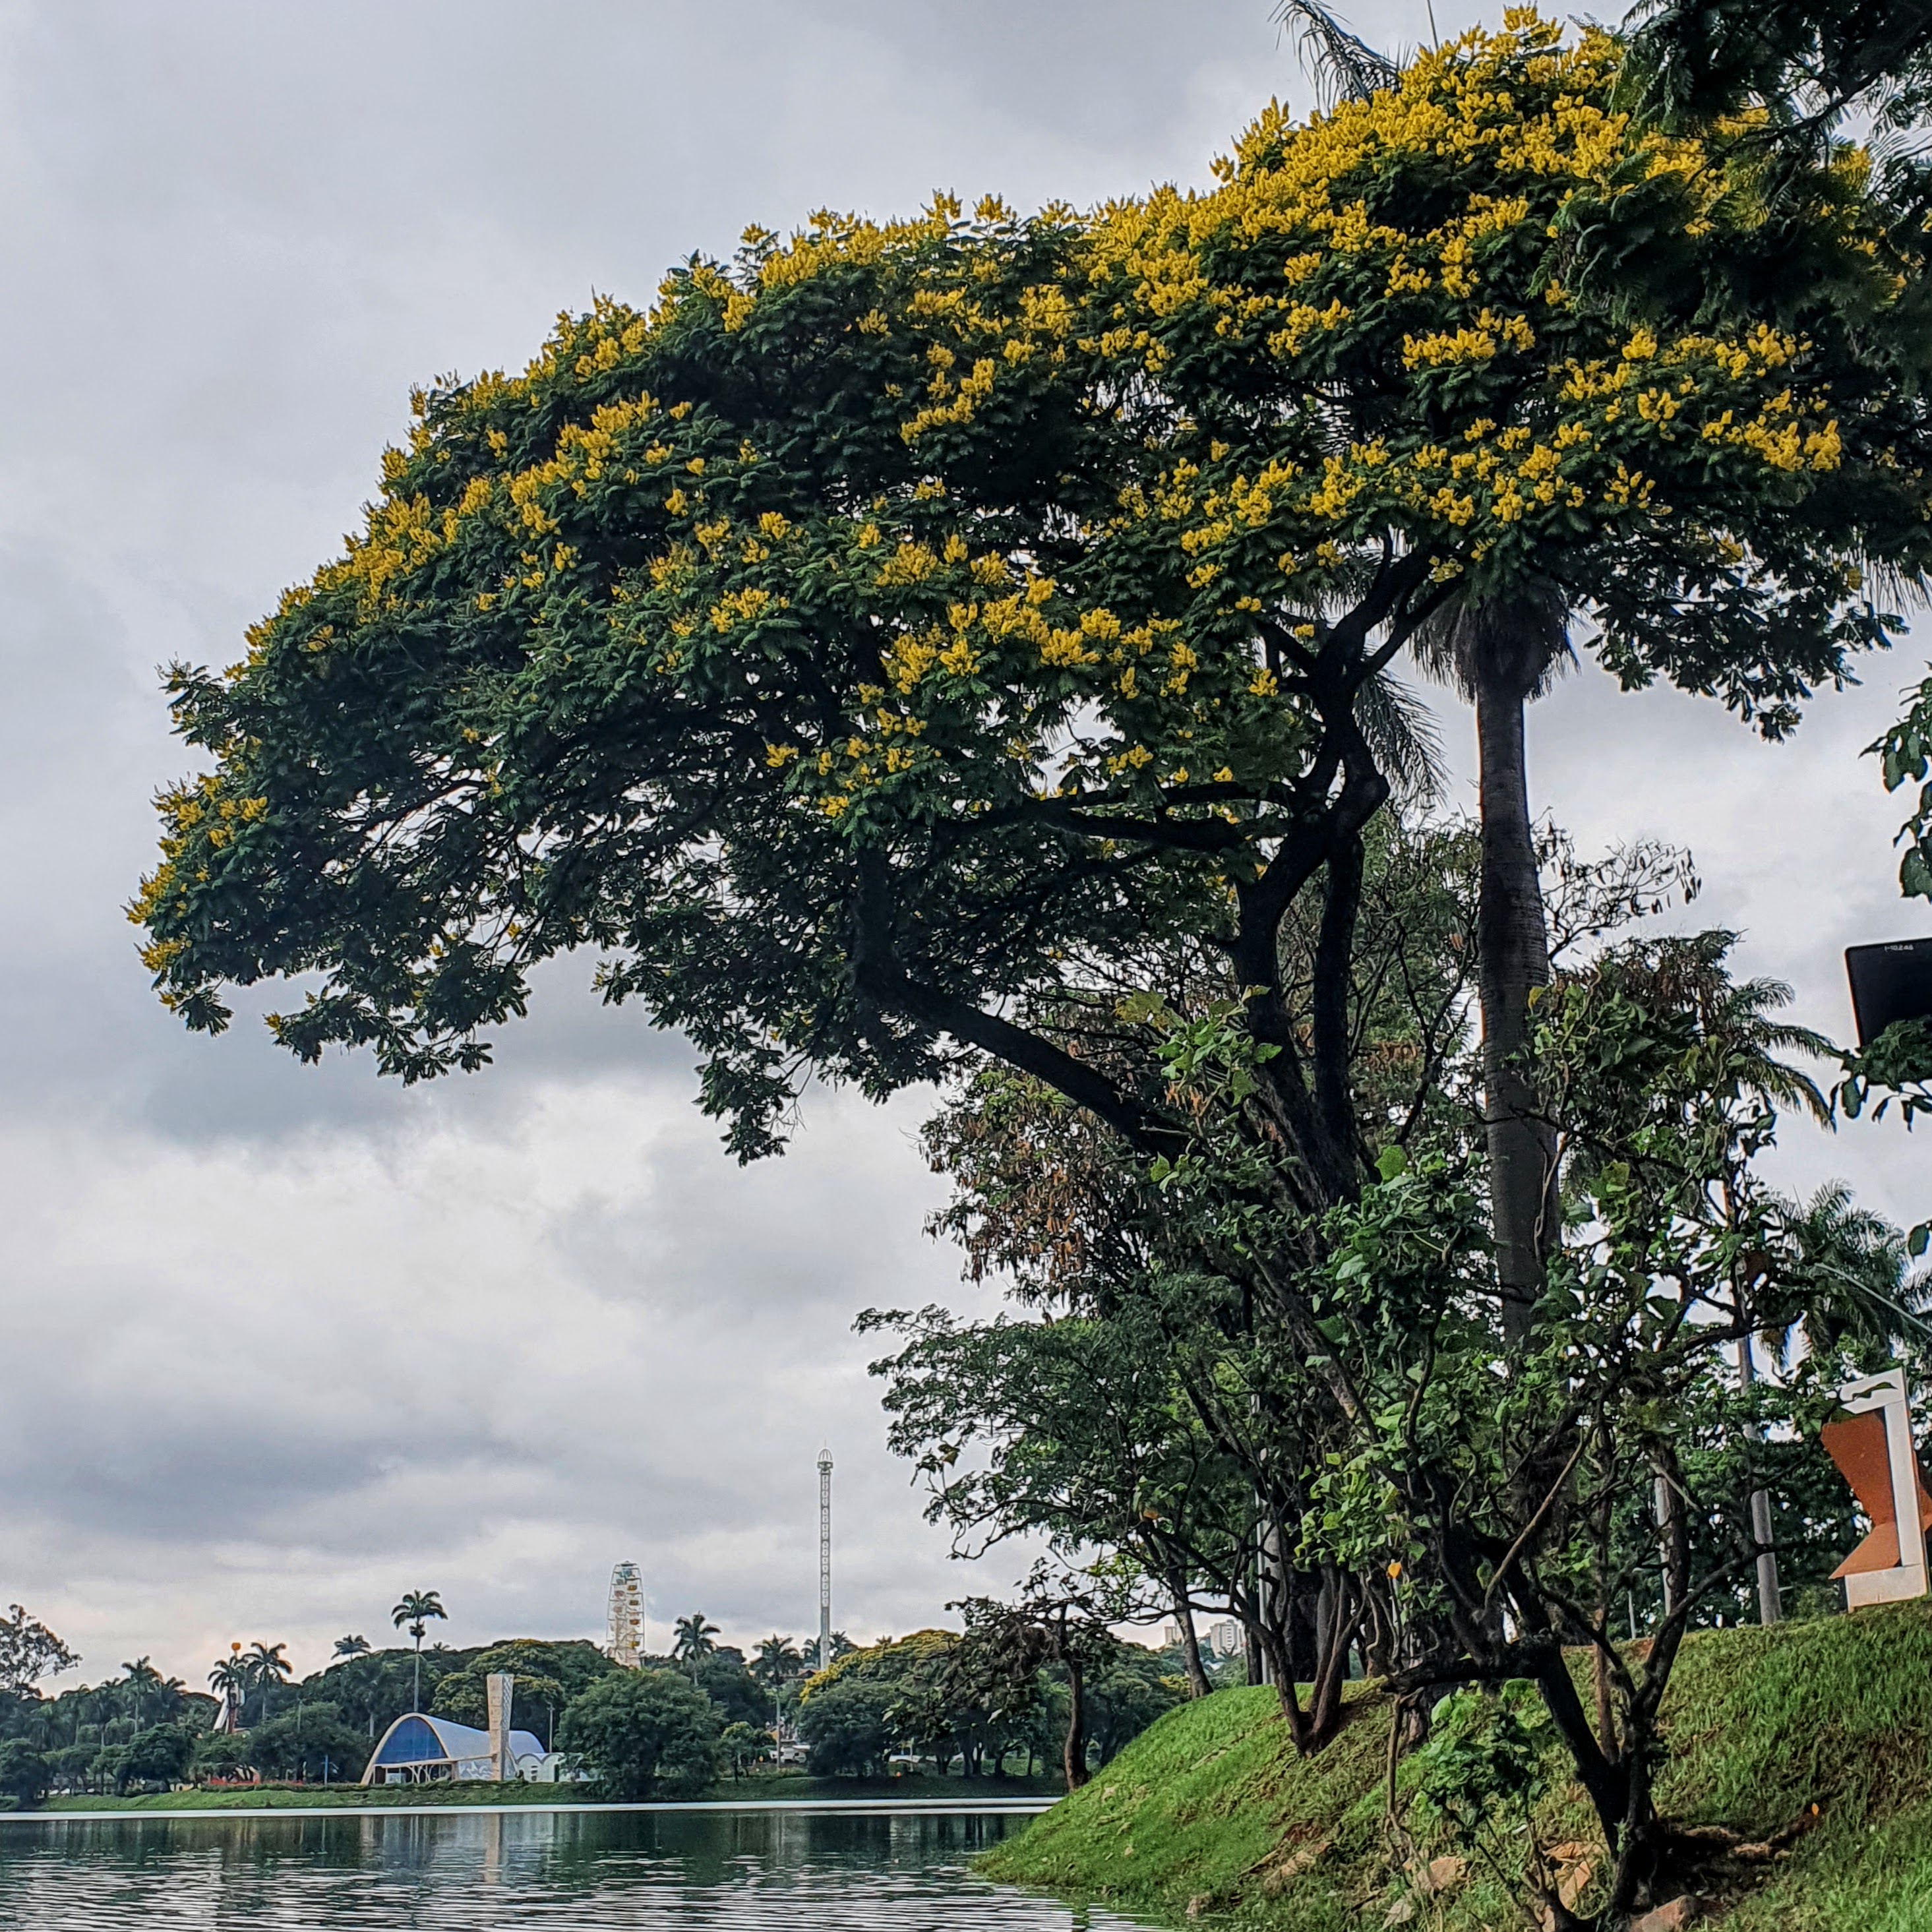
{"left": 0, "top": 1075, "right": 1009, "bottom": 1680}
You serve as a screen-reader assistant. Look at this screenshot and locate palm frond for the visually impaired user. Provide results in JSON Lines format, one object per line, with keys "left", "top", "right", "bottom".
{"left": 1410, "top": 581, "right": 1574, "bottom": 706}
{"left": 1273, "top": 1, "right": 1400, "bottom": 108}
{"left": 1774, "top": 1178, "right": 1931, "bottom": 1358}
{"left": 1354, "top": 669, "right": 1446, "bottom": 804}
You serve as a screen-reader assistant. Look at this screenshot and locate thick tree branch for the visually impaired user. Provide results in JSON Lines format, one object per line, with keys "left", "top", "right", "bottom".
{"left": 848, "top": 849, "right": 1186, "bottom": 1158}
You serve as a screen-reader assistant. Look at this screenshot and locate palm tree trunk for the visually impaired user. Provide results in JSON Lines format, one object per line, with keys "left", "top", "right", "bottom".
{"left": 1475, "top": 673, "right": 1557, "bottom": 1344}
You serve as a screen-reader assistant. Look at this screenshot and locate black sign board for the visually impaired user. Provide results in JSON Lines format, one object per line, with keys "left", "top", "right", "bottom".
{"left": 1845, "top": 937, "right": 1932, "bottom": 1046}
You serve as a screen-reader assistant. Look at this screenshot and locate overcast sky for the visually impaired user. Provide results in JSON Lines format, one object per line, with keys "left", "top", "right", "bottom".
{"left": 1, "top": 0, "right": 1925, "bottom": 1697}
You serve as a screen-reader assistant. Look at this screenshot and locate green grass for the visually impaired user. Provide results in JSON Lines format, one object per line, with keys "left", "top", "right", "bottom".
{"left": 982, "top": 1600, "right": 1932, "bottom": 1929}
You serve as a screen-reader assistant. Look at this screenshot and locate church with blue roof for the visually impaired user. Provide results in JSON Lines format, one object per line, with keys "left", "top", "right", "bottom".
{"left": 361, "top": 1711, "right": 551, "bottom": 1785}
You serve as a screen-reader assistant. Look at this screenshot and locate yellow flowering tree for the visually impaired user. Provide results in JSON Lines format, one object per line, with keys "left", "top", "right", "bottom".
{"left": 138, "top": 15, "right": 1927, "bottom": 1236}
{"left": 1073, "top": 9, "right": 1931, "bottom": 1324}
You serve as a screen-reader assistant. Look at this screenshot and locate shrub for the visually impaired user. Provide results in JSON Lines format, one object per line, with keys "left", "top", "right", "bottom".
{"left": 190, "top": 1732, "right": 251, "bottom": 1782}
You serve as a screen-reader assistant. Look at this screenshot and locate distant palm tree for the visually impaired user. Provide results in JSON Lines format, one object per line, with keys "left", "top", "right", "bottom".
{"left": 750, "top": 1634, "right": 802, "bottom": 1691}
{"left": 245, "top": 1642, "right": 292, "bottom": 1724}
{"left": 671, "top": 1614, "right": 719, "bottom": 1682}
{"left": 1780, "top": 1181, "right": 1932, "bottom": 1361}
{"left": 333, "top": 1635, "right": 371, "bottom": 1660}
{"left": 392, "top": 1590, "right": 448, "bottom": 1714}
{"left": 120, "top": 1657, "right": 164, "bottom": 1730}
{"left": 805, "top": 1631, "right": 853, "bottom": 1671}
{"left": 208, "top": 1655, "right": 249, "bottom": 1733}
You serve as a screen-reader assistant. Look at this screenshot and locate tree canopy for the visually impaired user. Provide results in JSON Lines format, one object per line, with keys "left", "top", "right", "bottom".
{"left": 555, "top": 1667, "right": 720, "bottom": 1799}
{"left": 1626, "top": 0, "right": 1932, "bottom": 146}
{"left": 0, "top": 1606, "right": 76, "bottom": 1701}
{"left": 137, "top": 15, "right": 1931, "bottom": 1213}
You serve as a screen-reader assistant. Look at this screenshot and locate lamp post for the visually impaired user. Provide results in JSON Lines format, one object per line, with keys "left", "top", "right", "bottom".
{"left": 1737, "top": 1334, "right": 1782, "bottom": 1624}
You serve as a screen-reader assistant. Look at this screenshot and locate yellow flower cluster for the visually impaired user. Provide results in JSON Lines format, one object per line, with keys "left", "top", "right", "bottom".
{"left": 706, "top": 588, "right": 781, "bottom": 632}
{"left": 1083, "top": 15, "right": 1637, "bottom": 346}
{"left": 1403, "top": 311, "right": 1536, "bottom": 369}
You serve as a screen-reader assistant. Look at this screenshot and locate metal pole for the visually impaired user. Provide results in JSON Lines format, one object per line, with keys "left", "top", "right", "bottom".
{"left": 1655, "top": 1473, "right": 1675, "bottom": 1619}
{"left": 1737, "top": 1335, "right": 1782, "bottom": 1625}
{"left": 1252, "top": 1519, "right": 1275, "bottom": 1688}
{"left": 820, "top": 1452, "right": 833, "bottom": 1662}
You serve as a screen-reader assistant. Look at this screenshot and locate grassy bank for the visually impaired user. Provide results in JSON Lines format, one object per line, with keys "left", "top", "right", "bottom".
{"left": 984, "top": 1600, "right": 1932, "bottom": 1929}
{"left": 36, "top": 1769, "right": 1064, "bottom": 1814}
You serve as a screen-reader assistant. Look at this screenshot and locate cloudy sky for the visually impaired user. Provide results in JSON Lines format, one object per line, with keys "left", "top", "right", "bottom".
{"left": 1, "top": 0, "right": 1925, "bottom": 1696}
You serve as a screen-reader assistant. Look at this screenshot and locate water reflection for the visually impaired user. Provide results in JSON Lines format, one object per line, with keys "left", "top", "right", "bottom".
{"left": 0, "top": 1805, "right": 1152, "bottom": 1929}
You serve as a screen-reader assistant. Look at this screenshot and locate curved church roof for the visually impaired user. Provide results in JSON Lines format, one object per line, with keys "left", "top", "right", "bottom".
{"left": 363, "top": 1711, "right": 546, "bottom": 1780}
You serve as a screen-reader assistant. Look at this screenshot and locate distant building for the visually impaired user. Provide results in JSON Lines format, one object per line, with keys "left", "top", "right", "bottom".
{"left": 361, "top": 1713, "right": 549, "bottom": 1786}
{"left": 1206, "top": 1619, "right": 1242, "bottom": 1659}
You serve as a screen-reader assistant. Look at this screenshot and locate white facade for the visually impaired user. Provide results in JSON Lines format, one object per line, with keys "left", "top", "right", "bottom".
{"left": 361, "top": 1712, "right": 549, "bottom": 1785}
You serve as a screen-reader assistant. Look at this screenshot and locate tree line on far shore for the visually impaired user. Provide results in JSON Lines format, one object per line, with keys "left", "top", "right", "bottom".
{"left": 0, "top": 1598, "right": 1193, "bottom": 1805}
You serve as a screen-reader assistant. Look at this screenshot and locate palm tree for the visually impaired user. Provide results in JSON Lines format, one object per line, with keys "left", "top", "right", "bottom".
{"left": 333, "top": 1634, "right": 371, "bottom": 1660}
{"left": 1412, "top": 586, "right": 1575, "bottom": 1342}
{"left": 120, "top": 1657, "right": 163, "bottom": 1732}
{"left": 804, "top": 1631, "right": 852, "bottom": 1671}
{"left": 245, "top": 1642, "right": 291, "bottom": 1725}
{"left": 1267, "top": 2, "right": 1571, "bottom": 1343}
{"left": 671, "top": 1613, "right": 719, "bottom": 1682}
{"left": 751, "top": 1634, "right": 802, "bottom": 1730}
{"left": 391, "top": 1590, "right": 447, "bottom": 1714}
{"left": 750, "top": 1634, "right": 802, "bottom": 1691}
{"left": 1782, "top": 1181, "right": 1932, "bottom": 1362}
{"left": 207, "top": 1654, "right": 249, "bottom": 1734}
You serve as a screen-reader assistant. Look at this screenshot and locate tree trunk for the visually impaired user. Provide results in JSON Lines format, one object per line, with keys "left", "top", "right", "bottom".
{"left": 1474, "top": 674, "right": 1557, "bottom": 1344}
{"left": 1175, "top": 1600, "right": 1212, "bottom": 1700}
{"left": 1062, "top": 1657, "right": 1089, "bottom": 1790}
{"left": 1307, "top": 1569, "right": 1361, "bottom": 1747}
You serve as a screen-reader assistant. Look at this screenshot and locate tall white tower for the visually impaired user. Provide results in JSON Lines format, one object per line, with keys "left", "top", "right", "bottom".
{"left": 607, "top": 1561, "right": 644, "bottom": 1667}
{"left": 817, "top": 1447, "right": 833, "bottom": 1666}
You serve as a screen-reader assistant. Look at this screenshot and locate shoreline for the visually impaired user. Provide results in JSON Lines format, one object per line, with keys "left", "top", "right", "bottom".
{"left": 5, "top": 1793, "right": 1061, "bottom": 1826}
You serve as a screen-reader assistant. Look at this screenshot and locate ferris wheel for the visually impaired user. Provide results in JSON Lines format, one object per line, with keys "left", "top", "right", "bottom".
{"left": 607, "top": 1562, "right": 645, "bottom": 1667}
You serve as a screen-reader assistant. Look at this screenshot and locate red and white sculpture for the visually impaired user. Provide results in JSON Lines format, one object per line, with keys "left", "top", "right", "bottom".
{"left": 1823, "top": 1368, "right": 1932, "bottom": 1608}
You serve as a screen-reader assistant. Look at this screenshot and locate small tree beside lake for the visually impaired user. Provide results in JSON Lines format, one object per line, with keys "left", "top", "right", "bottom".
{"left": 557, "top": 1669, "right": 721, "bottom": 1799}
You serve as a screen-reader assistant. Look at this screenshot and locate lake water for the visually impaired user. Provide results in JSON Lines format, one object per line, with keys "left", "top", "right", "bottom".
{"left": 0, "top": 1802, "right": 1157, "bottom": 1929}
